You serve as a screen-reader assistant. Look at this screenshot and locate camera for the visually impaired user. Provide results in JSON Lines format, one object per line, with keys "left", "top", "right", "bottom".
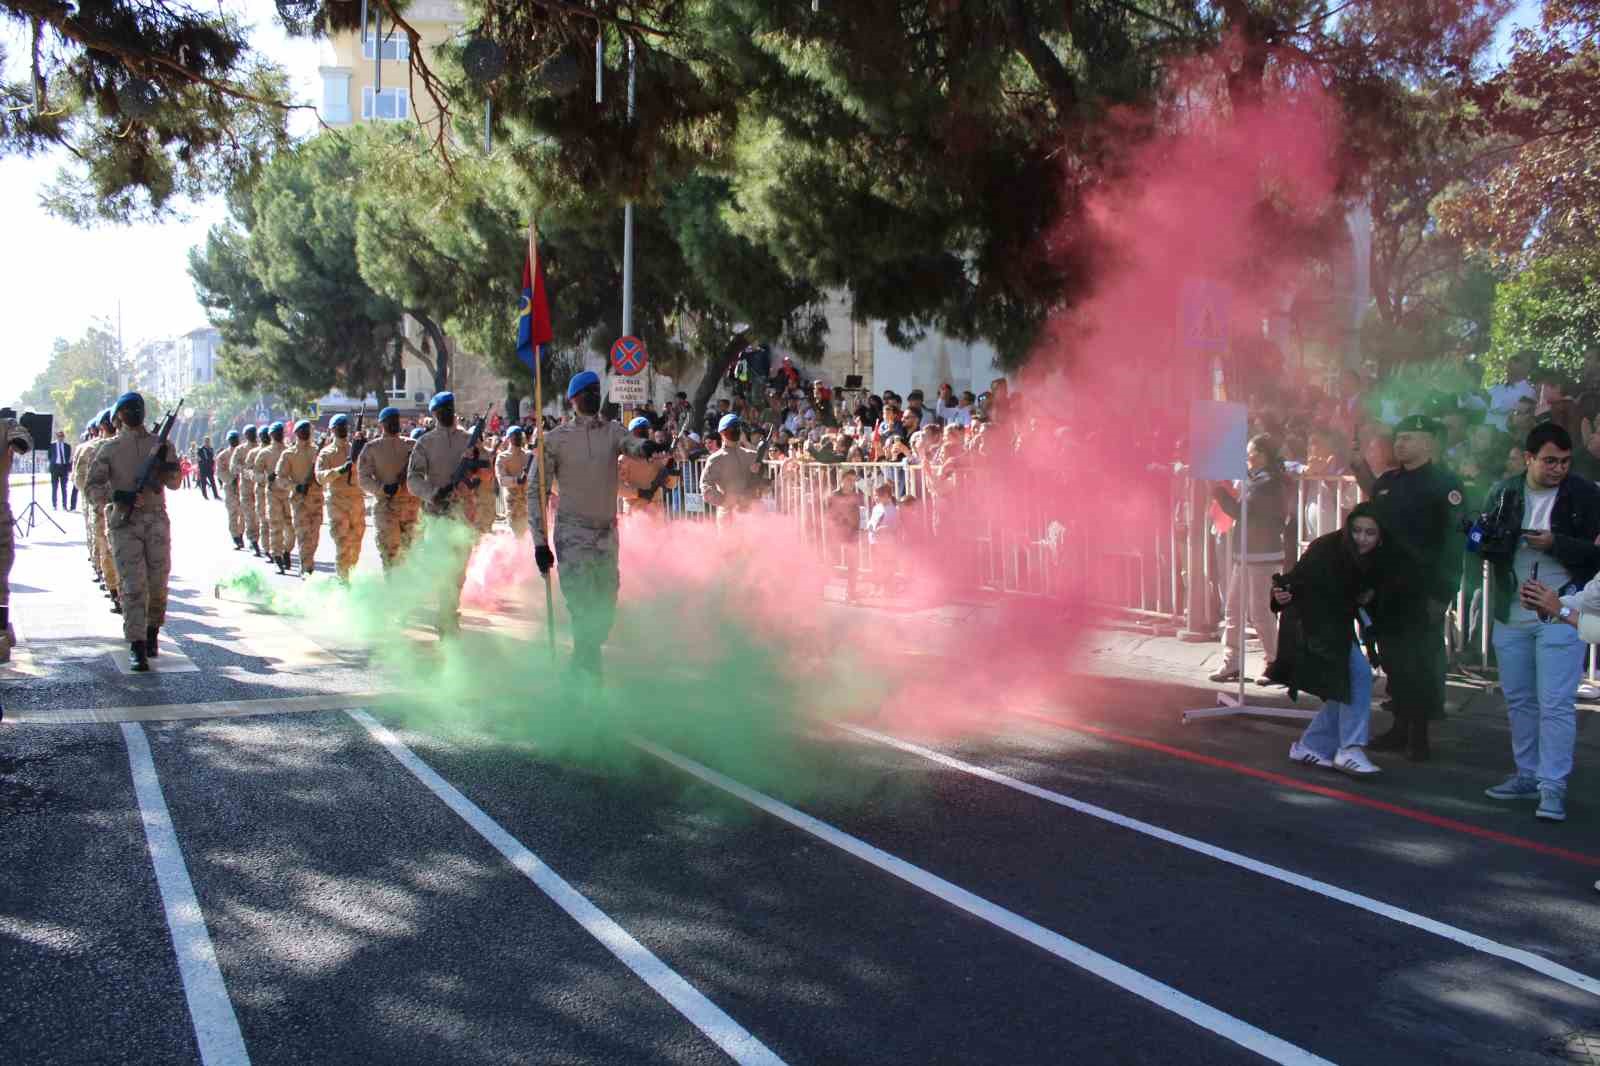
{"left": 1461, "top": 492, "right": 1521, "bottom": 555}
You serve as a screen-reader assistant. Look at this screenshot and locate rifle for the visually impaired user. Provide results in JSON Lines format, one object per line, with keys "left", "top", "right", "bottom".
{"left": 345, "top": 404, "right": 367, "bottom": 484}
{"left": 112, "top": 399, "right": 184, "bottom": 527}
{"left": 434, "top": 415, "right": 488, "bottom": 506}
{"left": 517, "top": 448, "right": 535, "bottom": 486}
{"left": 637, "top": 421, "right": 689, "bottom": 503}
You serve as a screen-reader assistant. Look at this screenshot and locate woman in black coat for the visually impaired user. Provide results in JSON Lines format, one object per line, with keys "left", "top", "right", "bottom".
{"left": 1265, "top": 502, "right": 1392, "bottom": 777}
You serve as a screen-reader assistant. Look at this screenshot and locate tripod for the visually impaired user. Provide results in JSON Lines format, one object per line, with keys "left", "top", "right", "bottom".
{"left": 16, "top": 450, "right": 64, "bottom": 538}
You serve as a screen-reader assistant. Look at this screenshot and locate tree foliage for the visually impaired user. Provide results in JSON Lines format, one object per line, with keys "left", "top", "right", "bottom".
{"left": 1487, "top": 250, "right": 1600, "bottom": 378}
{"left": 47, "top": 376, "right": 111, "bottom": 437}
{"left": 18, "top": 323, "right": 121, "bottom": 412}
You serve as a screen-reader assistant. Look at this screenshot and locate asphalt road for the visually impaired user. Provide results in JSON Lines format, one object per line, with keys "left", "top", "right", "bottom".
{"left": 4, "top": 490, "right": 1599, "bottom": 1066}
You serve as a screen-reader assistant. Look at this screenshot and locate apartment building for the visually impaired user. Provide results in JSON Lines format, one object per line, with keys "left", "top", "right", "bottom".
{"left": 318, "top": 0, "right": 464, "bottom": 130}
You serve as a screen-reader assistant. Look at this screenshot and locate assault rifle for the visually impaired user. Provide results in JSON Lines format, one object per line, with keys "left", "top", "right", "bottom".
{"left": 637, "top": 421, "right": 689, "bottom": 503}
{"left": 111, "top": 398, "right": 184, "bottom": 527}
{"left": 434, "top": 415, "right": 488, "bottom": 506}
{"left": 344, "top": 405, "right": 367, "bottom": 483}
{"left": 517, "top": 448, "right": 535, "bottom": 486}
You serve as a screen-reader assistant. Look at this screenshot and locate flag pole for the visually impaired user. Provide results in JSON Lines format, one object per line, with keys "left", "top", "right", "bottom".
{"left": 529, "top": 220, "right": 556, "bottom": 659}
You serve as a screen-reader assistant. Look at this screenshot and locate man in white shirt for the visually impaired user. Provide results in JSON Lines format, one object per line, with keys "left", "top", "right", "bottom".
{"left": 945, "top": 391, "right": 975, "bottom": 428}
{"left": 1487, "top": 354, "right": 1537, "bottom": 431}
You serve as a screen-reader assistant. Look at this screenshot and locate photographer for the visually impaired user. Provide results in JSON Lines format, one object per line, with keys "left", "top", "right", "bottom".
{"left": 1478, "top": 422, "right": 1600, "bottom": 823}
{"left": 1266, "top": 503, "right": 1392, "bottom": 776}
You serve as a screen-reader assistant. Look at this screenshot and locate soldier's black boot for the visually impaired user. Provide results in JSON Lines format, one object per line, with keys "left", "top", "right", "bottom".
{"left": 233, "top": 536, "right": 244, "bottom": 550}
{"left": 1406, "top": 716, "right": 1431, "bottom": 762}
{"left": 251, "top": 540, "right": 261, "bottom": 556}
{"left": 109, "top": 590, "right": 123, "bottom": 615}
{"left": 1369, "top": 716, "right": 1409, "bottom": 752}
{"left": 146, "top": 627, "right": 160, "bottom": 658}
{"left": 129, "top": 641, "right": 150, "bottom": 672}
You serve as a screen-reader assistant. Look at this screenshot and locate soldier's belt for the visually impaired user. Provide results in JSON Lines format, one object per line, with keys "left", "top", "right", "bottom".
{"left": 558, "top": 513, "right": 617, "bottom": 533}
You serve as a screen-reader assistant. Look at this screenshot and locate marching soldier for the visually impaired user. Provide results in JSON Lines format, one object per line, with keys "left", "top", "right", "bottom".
{"left": 249, "top": 423, "right": 275, "bottom": 560}
{"left": 276, "top": 420, "right": 323, "bottom": 578}
{"left": 701, "top": 413, "right": 765, "bottom": 521}
{"left": 237, "top": 424, "right": 262, "bottom": 555}
{"left": 82, "top": 410, "right": 123, "bottom": 614}
{"left": 495, "top": 426, "right": 533, "bottom": 539}
{"left": 617, "top": 416, "right": 678, "bottom": 516}
{"left": 216, "top": 429, "right": 245, "bottom": 550}
{"left": 86, "top": 393, "right": 181, "bottom": 672}
{"left": 0, "top": 408, "right": 33, "bottom": 663}
{"left": 316, "top": 413, "right": 367, "bottom": 582}
{"left": 257, "top": 422, "right": 290, "bottom": 573}
{"left": 358, "top": 407, "right": 421, "bottom": 572}
{"left": 406, "top": 392, "right": 490, "bottom": 634}
{"left": 532, "top": 371, "right": 662, "bottom": 678}
{"left": 73, "top": 416, "right": 103, "bottom": 583}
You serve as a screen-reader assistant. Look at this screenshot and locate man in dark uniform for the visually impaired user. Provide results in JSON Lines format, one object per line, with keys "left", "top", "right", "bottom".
{"left": 1368, "top": 414, "right": 1466, "bottom": 761}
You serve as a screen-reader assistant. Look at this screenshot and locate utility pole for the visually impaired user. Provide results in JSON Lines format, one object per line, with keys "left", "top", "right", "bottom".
{"left": 620, "top": 37, "right": 636, "bottom": 338}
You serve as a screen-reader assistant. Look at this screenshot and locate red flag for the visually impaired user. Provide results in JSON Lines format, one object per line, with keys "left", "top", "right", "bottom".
{"left": 517, "top": 224, "right": 553, "bottom": 369}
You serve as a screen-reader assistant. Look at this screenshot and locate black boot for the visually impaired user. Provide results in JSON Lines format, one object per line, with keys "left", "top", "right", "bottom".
{"left": 146, "top": 627, "right": 160, "bottom": 658}
{"left": 251, "top": 540, "right": 261, "bottom": 556}
{"left": 1406, "top": 716, "right": 1431, "bottom": 762}
{"left": 233, "top": 536, "right": 244, "bottom": 550}
{"left": 109, "top": 591, "right": 122, "bottom": 615}
{"left": 129, "top": 641, "right": 149, "bottom": 672}
{"left": 1369, "top": 716, "right": 1409, "bottom": 752}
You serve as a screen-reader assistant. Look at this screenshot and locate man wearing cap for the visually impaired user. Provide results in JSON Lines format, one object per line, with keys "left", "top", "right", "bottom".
{"left": 316, "top": 414, "right": 366, "bottom": 582}
{"left": 495, "top": 426, "right": 533, "bottom": 539}
{"left": 0, "top": 407, "right": 33, "bottom": 662}
{"left": 700, "top": 413, "right": 765, "bottom": 521}
{"left": 216, "top": 430, "right": 246, "bottom": 550}
{"left": 86, "top": 393, "right": 181, "bottom": 671}
{"left": 81, "top": 411, "right": 124, "bottom": 613}
{"left": 358, "top": 407, "right": 421, "bottom": 572}
{"left": 276, "top": 420, "right": 323, "bottom": 578}
{"left": 531, "top": 370, "right": 662, "bottom": 677}
{"left": 617, "top": 415, "right": 676, "bottom": 516}
{"left": 256, "top": 422, "right": 291, "bottom": 573}
{"left": 407, "top": 392, "right": 490, "bottom": 633}
{"left": 1367, "top": 413, "right": 1467, "bottom": 761}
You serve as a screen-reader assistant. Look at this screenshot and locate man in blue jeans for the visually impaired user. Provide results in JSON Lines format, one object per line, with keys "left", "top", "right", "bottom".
{"left": 1480, "top": 422, "right": 1600, "bottom": 822}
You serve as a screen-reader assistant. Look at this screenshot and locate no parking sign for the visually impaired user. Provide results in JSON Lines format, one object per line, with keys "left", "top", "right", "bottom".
{"left": 610, "top": 336, "right": 648, "bottom": 377}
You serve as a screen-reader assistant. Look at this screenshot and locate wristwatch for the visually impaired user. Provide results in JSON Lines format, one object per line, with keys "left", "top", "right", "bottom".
{"left": 1559, "top": 605, "right": 1574, "bottom": 622}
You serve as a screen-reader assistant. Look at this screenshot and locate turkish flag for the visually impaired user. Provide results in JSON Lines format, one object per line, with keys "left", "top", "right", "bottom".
{"left": 516, "top": 223, "right": 553, "bottom": 372}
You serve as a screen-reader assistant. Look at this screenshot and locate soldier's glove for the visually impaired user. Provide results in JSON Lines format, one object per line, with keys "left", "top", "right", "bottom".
{"left": 112, "top": 490, "right": 136, "bottom": 506}
{"left": 534, "top": 545, "right": 555, "bottom": 575}
{"left": 383, "top": 483, "right": 398, "bottom": 497}
{"left": 434, "top": 486, "right": 453, "bottom": 506}
{"left": 337, "top": 462, "right": 353, "bottom": 475}
{"left": 294, "top": 484, "right": 307, "bottom": 496}
{"left": 267, "top": 472, "right": 277, "bottom": 485}
{"left": 640, "top": 440, "right": 666, "bottom": 458}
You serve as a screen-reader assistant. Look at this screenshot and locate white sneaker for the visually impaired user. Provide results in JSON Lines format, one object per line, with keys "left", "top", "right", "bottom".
{"left": 1579, "top": 682, "right": 1600, "bottom": 701}
{"left": 1288, "top": 741, "right": 1334, "bottom": 769}
{"left": 1334, "top": 747, "right": 1381, "bottom": 777}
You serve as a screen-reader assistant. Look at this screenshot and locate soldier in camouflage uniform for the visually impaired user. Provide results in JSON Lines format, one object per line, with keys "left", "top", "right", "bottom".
{"left": 316, "top": 413, "right": 367, "bottom": 582}
{"left": 495, "top": 426, "right": 533, "bottom": 539}
{"left": 237, "top": 425, "right": 262, "bottom": 555}
{"left": 0, "top": 408, "right": 34, "bottom": 662}
{"left": 276, "top": 420, "right": 323, "bottom": 578}
{"left": 81, "top": 410, "right": 124, "bottom": 614}
{"left": 700, "top": 413, "right": 765, "bottom": 523}
{"left": 359, "top": 408, "right": 420, "bottom": 572}
{"left": 406, "top": 392, "right": 490, "bottom": 634}
{"left": 73, "top": 417, "right": 103, "bottom": 583}
{"left": 617, "top": 416, "right": 678, "bottom": 517}
{"left": 532, "top": 371, "right": 661, "bottom": 678}
{"left": 86, "top": 393, "right": 182, "bottom": 671}
{"left": 215, "top": 429, "right": 245, "bottom": 549}
{"left": 257, "top": 422, "right": 291, "bottom": 572}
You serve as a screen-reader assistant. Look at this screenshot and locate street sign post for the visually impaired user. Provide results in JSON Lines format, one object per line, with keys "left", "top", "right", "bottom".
{"left": 611, "top": 336, "right": 648, "bottom": 377}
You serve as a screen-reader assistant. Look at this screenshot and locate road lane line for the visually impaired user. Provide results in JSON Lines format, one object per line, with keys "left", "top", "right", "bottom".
{"left": 346, "top": 709, "right": 787, "bottom": 1066}
{"left": 633, "top": 738, "right": 1338, "bottom": 1066}
{"left": 1016, "top": 710, "right": 1600, "bottom": 868}
{"left": 121, "top": 723, "right": 251, "bottom": 1066}
{"left": 9, "top": 692, "right": 382, "bottom": 725}
{"left": 843, "top": 724, "right": 1600, "bottom": 1000}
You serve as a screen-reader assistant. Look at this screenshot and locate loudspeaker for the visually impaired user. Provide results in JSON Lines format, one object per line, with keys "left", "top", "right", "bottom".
{"left": 844, "top": 374, "right": 864, "bottom": 390}
{"left": 19, "top": 411, "right": 52, "bottom": 450}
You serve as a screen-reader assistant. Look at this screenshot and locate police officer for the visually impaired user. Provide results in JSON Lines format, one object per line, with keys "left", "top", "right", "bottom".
{"left": 532, "top": 370, "right": 661, "bottom": 677}
{"left": 0, "top": 408, "right": 34, "bottom": 662}
{"left": 1368, "top": 413, "right": 1466, "bottom": 761}
{"left": 316, "top": 413, "right": 367, "bottom": 582}
{"left": 276, "top": 420, "right": 323, "bottom": 578}
{"left": 495, "top": 426, "right": 533, "bottom": 539}
{"left": 258, "top": 421, "right": 291, "bottom": 573}
{"left": 407, "top": 392, "right": 489, "bottom": 633}
{"left": 237, "top": 424, "right": 262, "bottom": 555}
{"left": 700, "top": 413, "right": 764, "bottom": 520}
{"left": 86, "top": 393, "right": 181, "bottom": 671}
{"left": 358, "top": 407, "right": 421, "bottom": 572}
{"left": 216, "top": 429, "right": 246, "bottom": 549}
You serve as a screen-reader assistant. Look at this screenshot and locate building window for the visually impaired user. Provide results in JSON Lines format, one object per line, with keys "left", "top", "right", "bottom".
{"left": 362, "top": 34, "right": 410, "bottom": 62}
{"left": 321, "top": 69, "right": 351, "bottom": 123}
{"left": 388, "top": 368, "right": 408, "bottom": 398}
{"left": 361, "top": 87, "right": 409, "bottom": 121}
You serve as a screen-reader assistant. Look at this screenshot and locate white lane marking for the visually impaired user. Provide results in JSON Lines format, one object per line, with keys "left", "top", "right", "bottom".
{"left": 10, "top": 692, "right": 382, "bottom": 725}
{"left": 121, "top": 723, "right": 251, "bottom": 1066}
{"left": 844, "top": 725, "right": 1600, "bottom": 1000}
{"left": 346, "top": 709, "right": 787, "bottom": 1066}
{"left": 634, "top": 738, "right": 1336, "bottom": 1066}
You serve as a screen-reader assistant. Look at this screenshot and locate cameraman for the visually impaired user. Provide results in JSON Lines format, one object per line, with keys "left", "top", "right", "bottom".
{"left": 1480, "top": 422, "right": 1600, "bottom": 823}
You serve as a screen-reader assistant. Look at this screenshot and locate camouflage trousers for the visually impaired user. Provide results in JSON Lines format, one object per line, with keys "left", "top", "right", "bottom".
{"left": 224, "top": 478, "right": 244, "bottom": 538}
{"left": 268, "top": 490, "right": 293, "bottom": 555}
{"left": 289, "top": 489, "right": 323, "bottom": 575}
{"left": 97, "top": 503, "right": 119, "bottom": 594}
{"left": 0, "top": 503, "right": 12, "bottom": 608}
{"left": 255, "top": 482, "right": 270, "bottom": 547}
{"left": 553, "top": 516, "right": 620, "bottom": 675}
{"left": 374, "top": 497, "right": 419, "bottom": 571}
{"left": 326, "top": 491, "right": 365, "bottom": 580}
{"left": 504, "top": 486, "right": 529, "bottom": 538}
{"left": 241, "top": 480, "right": 260, "bottom": 543}
{"left": 109, "top": 508, "right": 171, "bottom": 641}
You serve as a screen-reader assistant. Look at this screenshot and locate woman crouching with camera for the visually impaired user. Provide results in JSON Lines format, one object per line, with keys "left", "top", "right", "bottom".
{"left": 1265, "top": 502, "right": 1393, "bottom": 777}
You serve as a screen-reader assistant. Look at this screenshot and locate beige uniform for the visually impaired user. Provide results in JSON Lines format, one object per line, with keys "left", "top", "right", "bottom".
{"left": 216, "top": 444, "right": 244, "bottom": 541}
{"left": 357, "top": 434, "right": 420, "bottom": 570}
{"left": 239, "top": 441, "right": 262, "bottom": 546}
{"left": 406, "top": 425, "right": 489, "bottom": 624}
{"left": 1, "top": 417, "right": 34, "bottom": 643}
{"left": 73, "top": 434, "right": 100, "bottom": 573}
{"left": 701, "top": 445, "right": 764, "bottom": 518}
{"left": 79, "top": 436, "right": 120, "bottom": 595}
{"left": 495, "top": 445, "right": 533, "bottom": 538}
{"left": 86, "top": 426, "right": 181, "bottom": 642}
{"left": 618, "top": 450, "right": 677, "bottom": 516}
{"left": 256, "top": 441, "right": 289, "bottom": 556}
{"left": 316, "top": 437, "right": 367, "bottom": 580}
{"left": 276, "top": 440, "right": 323, "bottom": 575}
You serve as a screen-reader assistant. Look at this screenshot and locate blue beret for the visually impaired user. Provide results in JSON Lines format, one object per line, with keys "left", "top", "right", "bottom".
{"left": 410, "top": 427, "right": 426, "bottom": 440}
{"left": 113, "top": 392, "right": 143, "bottom": 414}
{"left": 97, "top": 409, "right": 113, "bottom": 427}
{"left": 294, "top": 419, "right": 311, "bottom": 434}
{"left": 379, "top": 406, "right": 400, "bottom": 422}
{"left": 329, "top": 414, "right": 349, "bottom": 429}
{"left": 506, "top": 425, "right": 525, "bottom": 438}
{"left": 428, "top": 392, "right": 455, "bottom": 412}
{"left": 628, "top": 416, "right": 650, "bottom": 432}
{"left": 566, "top": 370, "right": 601, "bottom": 400}
{"left": 269, "top": 421, "right": 284, "bottom": 434}
{"left": 718, "top": 413, "right": 741, "bottom": 434}
{"left": 226, "top": 430, "right": 241, "bottom": 444}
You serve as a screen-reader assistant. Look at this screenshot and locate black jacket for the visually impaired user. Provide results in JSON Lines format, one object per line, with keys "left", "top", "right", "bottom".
{"left": 1369, "top": 460, "right": 1465, "bottom": 608}
{"left": 1479, "top": 473, "right": 1600, "bottom": 623}
{"left": 1212, "top": 469, "right": 1288, "bottom": 561}
{"left": 197, "top": 445, "right": 216, "bottom": 472}
{"left": 1265, "top": 520, "right": 1389, "bottom": 704}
